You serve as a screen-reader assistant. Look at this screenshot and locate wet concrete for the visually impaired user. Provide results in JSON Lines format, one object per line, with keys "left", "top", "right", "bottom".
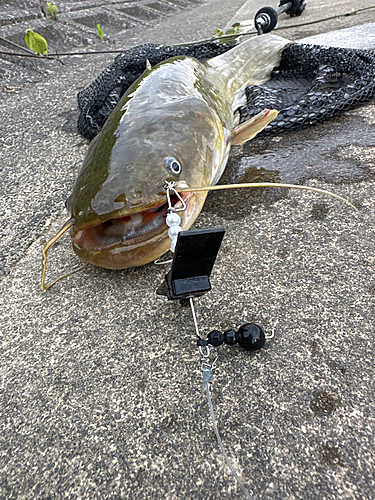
{"left": 203, "top": 107, "right": 375, "bottom": 221}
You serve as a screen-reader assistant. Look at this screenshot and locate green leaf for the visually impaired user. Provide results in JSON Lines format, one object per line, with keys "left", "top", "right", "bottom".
{"left": 215, "top": 25, "right": 241, "bottom": 44}
{"left": 47, "top": 2, "right": 57, "bottom": 11}
{"left": 96, "top": 23, "right": 104, "bottom": 40}
{"left": 25, "top": 29, "right": 48, "bottom": 55}
{"left": 47, "top": 2, "right": 58, "bottom": 16}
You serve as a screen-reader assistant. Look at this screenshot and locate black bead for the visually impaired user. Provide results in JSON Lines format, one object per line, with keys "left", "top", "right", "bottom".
{"left": 224, "top": 329, "right": 239, "bottom": 346}
{"left": 208, "top": 330, "right": 224, "bottom": 347}
{"left": 237, "top": 323, "right": 265, "bottom": 351}
{"left": 197, "top": 337, "right": 209, "bottom": 347}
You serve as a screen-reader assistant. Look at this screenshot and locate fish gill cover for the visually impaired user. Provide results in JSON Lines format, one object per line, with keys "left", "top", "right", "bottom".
{"left": 77, "top": 40, "right": 375, "bottom": 141}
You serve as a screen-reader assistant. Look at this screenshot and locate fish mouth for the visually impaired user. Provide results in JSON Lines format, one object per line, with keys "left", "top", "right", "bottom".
{"left": 70, "top": 191, "right": 193, "bottom": 269}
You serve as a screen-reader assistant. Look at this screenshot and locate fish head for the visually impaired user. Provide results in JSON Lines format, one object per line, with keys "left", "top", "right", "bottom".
{"left": 67, "top": 86, "right": 224, "bottom": 269}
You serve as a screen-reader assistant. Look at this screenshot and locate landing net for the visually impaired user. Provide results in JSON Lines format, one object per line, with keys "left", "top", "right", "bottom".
{"left": 77, "top": 40, "right": 375, "bottom": 140}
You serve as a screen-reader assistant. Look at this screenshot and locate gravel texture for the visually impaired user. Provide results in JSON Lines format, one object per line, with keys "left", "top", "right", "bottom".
{"left": 1, "top": 1, "right": 375, "bottom": 499}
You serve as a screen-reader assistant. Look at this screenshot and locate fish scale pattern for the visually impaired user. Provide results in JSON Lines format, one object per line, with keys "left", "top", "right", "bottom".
{"left": 77, "top": 41, "right": 375, "bottom": 140}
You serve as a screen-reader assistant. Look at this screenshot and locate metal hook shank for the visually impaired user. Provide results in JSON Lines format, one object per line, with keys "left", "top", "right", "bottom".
{"left": 164, "top": 181, "right": 187, "bottom": 212}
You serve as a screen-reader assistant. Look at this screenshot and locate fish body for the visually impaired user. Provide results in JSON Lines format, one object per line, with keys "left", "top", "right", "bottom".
{"left": 67, "top": 34, "right": 289, "bottom": 269}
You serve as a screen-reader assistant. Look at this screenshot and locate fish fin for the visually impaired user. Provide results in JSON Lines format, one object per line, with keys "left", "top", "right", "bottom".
{"left": 231, "top": 109, "right": 277, "bottom": 145}
{"left": 146, "top": 59, "right": 152, "bottom": 71}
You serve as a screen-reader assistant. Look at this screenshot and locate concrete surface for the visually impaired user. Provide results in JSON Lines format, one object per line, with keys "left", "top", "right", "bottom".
{"left": 1, "top": 1, "right": 375, "bottom": 499}
{"left": 299, "top": 21, "right": 375, "bottom": 48}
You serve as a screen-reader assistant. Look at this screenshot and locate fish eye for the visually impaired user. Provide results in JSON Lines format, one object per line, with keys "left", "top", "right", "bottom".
{"left": 165, "top": 157, "right": 181, "bottom": 175}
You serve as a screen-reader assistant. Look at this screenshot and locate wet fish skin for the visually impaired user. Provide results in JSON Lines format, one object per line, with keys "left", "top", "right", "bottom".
{"left": 67, "top": 35, "right": 289, "bottom": 269}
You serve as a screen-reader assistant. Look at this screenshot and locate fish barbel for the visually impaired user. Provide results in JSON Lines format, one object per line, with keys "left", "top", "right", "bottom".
{"left": 66, "top": 34, "right": 289, "bottom": 269}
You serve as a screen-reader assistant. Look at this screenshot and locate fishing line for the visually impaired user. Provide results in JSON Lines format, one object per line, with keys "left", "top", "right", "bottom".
{"left": 41, "top": 181, "right": 357, "bottom": 288}
{"left": 190, "top": 295, "right": 254, "bottom": 500}
{"left": 205, "top": 381, "right": 253, "bottom": 500}
{"left": 158, "top": 161, "right": 356, "bottom": 499}
{"left": 39, "top": 182, "right": 358, "bottom": 496}
{"left": 167, "top": 5, "right": 375, "bottom": 45}
{"left": 0, "top": 36, "right": 36, "bottom": 54}
{"left": 2, "top": 5, "right": 375, "bottom": 59}
{"left": 160, "top": 184, "right": 279, "bottom": 499}
{"left": 178, "top": 182, "right": 358, "bottom": 211}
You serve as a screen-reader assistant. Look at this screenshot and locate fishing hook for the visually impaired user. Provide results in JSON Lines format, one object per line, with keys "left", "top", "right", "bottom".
{"left": 164, "top": 181, "right": 187, "bottom": 212}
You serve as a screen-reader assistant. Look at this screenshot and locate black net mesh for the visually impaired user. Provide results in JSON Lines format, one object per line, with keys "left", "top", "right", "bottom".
{"left": 77, "top": 41, "right": 375, "bottom": 140}
{"left": 239, "top": 43, "right": 375, "bottom": 133}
